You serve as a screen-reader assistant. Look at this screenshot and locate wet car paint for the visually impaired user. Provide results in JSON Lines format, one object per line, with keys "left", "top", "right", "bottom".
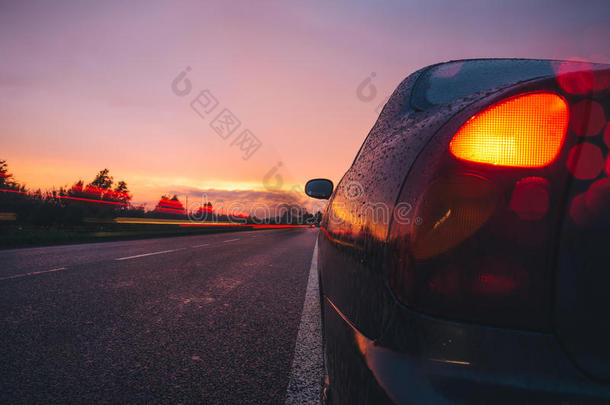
{"left": 317, "top": 59, "right": 610, "bottom": 404}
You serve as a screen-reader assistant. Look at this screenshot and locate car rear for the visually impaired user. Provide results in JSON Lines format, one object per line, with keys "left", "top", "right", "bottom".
{"left": 322, "top": 59, "right": 610, "bottom": 404}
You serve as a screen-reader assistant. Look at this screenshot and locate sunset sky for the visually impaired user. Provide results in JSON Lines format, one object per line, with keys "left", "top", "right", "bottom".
{"left": 2, "top": 0, "right": 610, "bottom": 211}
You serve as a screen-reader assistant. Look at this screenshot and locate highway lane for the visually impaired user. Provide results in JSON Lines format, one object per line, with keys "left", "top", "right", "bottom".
{"left": 0, "top": 229, "right": 287, "bottom": 280}
{"left": 0, "top": 228, "right": 319, "bottom": 404}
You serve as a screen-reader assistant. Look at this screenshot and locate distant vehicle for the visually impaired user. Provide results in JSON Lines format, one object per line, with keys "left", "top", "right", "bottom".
{"left": 306, "top": 58, "right": 610, "bottom": 404}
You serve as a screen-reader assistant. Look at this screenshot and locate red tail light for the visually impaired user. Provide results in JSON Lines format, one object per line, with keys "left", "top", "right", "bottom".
{"left": 449, "top": 93, "right": 569, "bottom": 168}
{"left": 388, "top": 89, "right": 585, "bottom": 331}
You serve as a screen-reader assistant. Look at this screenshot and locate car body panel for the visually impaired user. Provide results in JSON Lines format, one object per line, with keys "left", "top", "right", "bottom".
{"left": 554, "top": 94, "right": 610, "bottom": 380}
{"left": 317, "top": 59, "right": 610, "bottom": 403}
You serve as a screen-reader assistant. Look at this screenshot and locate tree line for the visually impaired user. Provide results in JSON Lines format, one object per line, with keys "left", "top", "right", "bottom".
{"left": 0, "top": 159, "right": 321, "bottom": 227}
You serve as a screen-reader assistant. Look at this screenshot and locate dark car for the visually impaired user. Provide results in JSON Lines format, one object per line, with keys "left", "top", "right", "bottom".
{"left": 306, "top": 58, "right": 610, "bottom": 404}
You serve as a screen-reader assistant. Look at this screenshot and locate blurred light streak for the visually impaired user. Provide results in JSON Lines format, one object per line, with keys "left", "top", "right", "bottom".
{"left": 251, "top": 224, "right": 315, "bottom": 229}
{"left": 153, "top": 206, "right": 187, "bottom": 214}
{"left": 180, "top": 223, "right": 313, "bottom": 229}
{"left": 0, "top": 188, "right": 131, "bottom": 206}
{"left": 0, "top": 212, "right": 17, "bottom": 221}
{"left": 116, "top": 217, "right": 235, "bottom": 226}
{"left": 69, "top": 184, "right": 131, "bottom": 201}
{"left": 428, "top": 359, "right": 471, "bottom": 366}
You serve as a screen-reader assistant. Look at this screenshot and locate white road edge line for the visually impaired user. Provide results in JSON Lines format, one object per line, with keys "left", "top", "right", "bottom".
{"left": 0, "top": 267, "right": 67, "bottom": 281}
{"left": 223, "top": 238, "right": 240, "bottom": 243}
{"left": 285, "top": 239, "right": 322, "bottom": 405}
{"left": 115, "top": 248, "right": 185, "bottom": 261}
{"left": 192, "top": 243, "right": 210, "bottom": 248}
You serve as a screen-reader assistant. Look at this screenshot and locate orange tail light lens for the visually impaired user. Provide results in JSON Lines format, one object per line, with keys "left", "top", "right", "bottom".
{"left": 450, "top": 93, "right": 569, "bottom": 168}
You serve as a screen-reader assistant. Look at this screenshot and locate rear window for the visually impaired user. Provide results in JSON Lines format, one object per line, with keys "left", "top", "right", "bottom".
{"left": 410, "top": 59, "right": 555, "bottom": 110}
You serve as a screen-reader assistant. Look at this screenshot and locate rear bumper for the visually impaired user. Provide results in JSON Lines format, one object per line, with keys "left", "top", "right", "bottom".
{"left": 324, "top": 297, "right": 610, "bottom": 404}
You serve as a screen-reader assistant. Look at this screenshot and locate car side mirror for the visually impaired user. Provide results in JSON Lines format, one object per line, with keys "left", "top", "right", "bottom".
{"left": 305, "top": 179, "right": 334, "bottom": 200}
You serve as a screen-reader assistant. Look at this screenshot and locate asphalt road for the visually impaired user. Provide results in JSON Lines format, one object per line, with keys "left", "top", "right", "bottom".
{"left": 0, "top": 228, "right": 320, "bottom": 404}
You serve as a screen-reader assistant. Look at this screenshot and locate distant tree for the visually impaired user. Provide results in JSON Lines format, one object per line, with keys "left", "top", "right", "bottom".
{"left": 112, "top": 180, "right": 132, "bottom": 203}
{"left": 0, "top": 159, "right": 18, "bottom": 190}
{"left": 115, "top": 180, "right": 128, "bottom": 193}
{"left": 302, "top": 211, "right": 314, "bottom": 225}
{"left": 67, "top": 169, "right": 130, "bottom": 219}
{"left": 0, "top": 159, "right": 10, "bottom": 187}
{"left": 315, "top": 211, "right": 323, "bottom": 224}
{"left": 68, "top": 180, "right": 84, "bottom": 196}
{"left": 88, "top": 168, "right": 113, "bottom": 190}
{"left": 154, "top": 194, "right": 185, "bottom": 216}
{"left": 192, "top": 201, "right": 214, "bottom": 220}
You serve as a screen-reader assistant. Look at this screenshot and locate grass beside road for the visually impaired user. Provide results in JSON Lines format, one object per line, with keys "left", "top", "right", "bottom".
{"left": 0, "top": 223, "right": 254, "bottom": 250}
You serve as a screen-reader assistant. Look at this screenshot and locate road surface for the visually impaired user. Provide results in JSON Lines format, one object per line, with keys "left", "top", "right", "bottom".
{"left": 0, "top": 228, "right": 321, "bottom": 404}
